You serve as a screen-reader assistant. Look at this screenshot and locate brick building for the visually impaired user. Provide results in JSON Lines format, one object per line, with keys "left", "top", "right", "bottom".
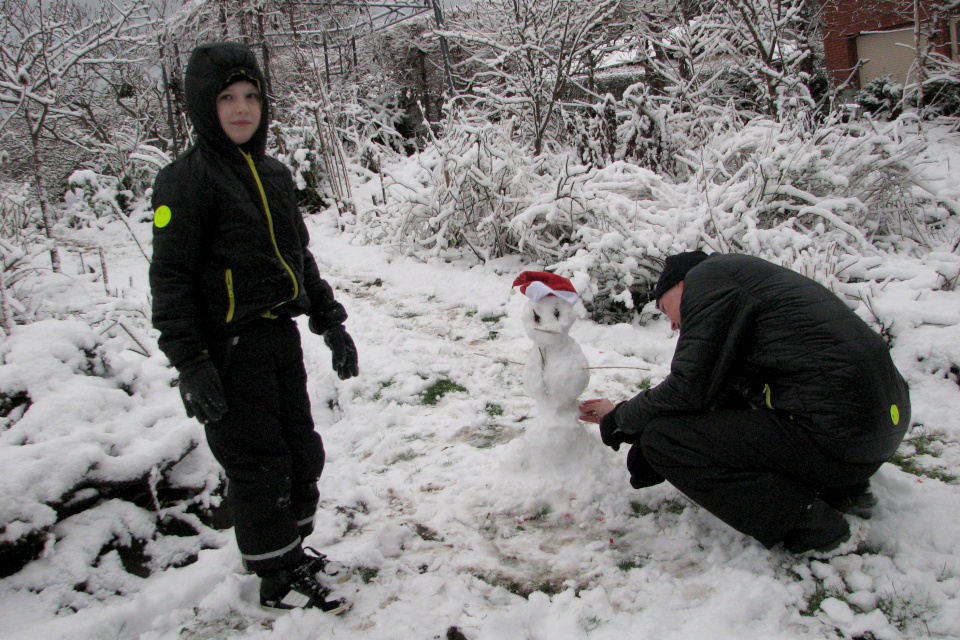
{"left": 818, "top": 0, "right": 957, "bottom": 90}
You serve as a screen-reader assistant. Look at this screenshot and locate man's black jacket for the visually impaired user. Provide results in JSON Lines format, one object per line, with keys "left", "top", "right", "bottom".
{"left": 610, "top": 253, "right": 910, "bottom": 463}
{"left": 149, "top": 43, "right": 345, "bottom": 369}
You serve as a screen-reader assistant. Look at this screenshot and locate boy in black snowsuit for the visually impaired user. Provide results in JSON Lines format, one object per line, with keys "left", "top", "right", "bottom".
{"left": 149, "top": 42, "right": 359, "bottom": 612}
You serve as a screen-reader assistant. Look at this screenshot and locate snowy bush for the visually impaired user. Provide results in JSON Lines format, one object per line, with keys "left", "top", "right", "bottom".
{"left": 919, "top": 77, "right": 960, "bottom": 118}
{"left": 356, "top": 109, "right": 544, "bottom": 261}
{"left": 566, "top": 85, "right": 688, "bottom": 179}
{"left": 0, "top": 183, "right": 40, "bottom": 240}
{"left": 271, "top": 119, "right": 332, "bottom": 212}
{"left": 679, "top": 115, "right": 931, "bottom": 252}
{"left": 63, "top": 171, "right": 126, "bottom": 228}
{"left": 356, "top": 106, "right": 955, "bottom": 324}
{"left": 856, "top": 75, "right": 904, "bottom": 120}
{"left": 0, "top": 319, "right": 225, "bottom": 583}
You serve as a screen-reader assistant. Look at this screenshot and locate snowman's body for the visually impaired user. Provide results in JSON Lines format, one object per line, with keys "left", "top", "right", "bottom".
{"left": 520, "top": 295, "right": 589, "bottom": 420}
{"left": 500, "top": 272, "right": 613, "bottom": 513}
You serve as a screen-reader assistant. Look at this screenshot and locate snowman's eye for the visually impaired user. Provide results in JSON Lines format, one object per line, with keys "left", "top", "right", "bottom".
{"left": 533, "top": 312, "right": 541, "bottom": 324}
{"left": 554, "top": 308, "right": 560, "bottom": 319}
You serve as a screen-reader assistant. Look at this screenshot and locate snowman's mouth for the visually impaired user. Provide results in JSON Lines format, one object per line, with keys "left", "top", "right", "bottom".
{"left": 534, "top": 328, "right": 561, "bottom": 334}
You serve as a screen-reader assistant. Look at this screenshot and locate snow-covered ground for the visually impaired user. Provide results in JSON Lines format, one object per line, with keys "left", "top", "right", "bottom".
{"left": 3, "top": 146, "right": 960, "bottom": 640}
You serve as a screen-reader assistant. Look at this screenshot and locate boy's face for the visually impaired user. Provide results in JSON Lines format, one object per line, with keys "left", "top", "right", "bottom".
{"left": 217, "top": 79, "right": 261, "bottom": 145}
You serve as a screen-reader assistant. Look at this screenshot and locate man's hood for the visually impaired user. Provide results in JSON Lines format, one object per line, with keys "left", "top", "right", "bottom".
{"left": 184, "top": 42, "right": 269, "bottom": 158}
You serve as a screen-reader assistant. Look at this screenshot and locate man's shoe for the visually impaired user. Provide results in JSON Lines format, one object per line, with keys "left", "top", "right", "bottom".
{"left": 807, "top": 518, "right": 869, "bottom": 560}
{"left": 303, "top": 546, "right": 352, "bottom": 584}
{"left": 260, "top": 563, "right": 351, "bottom": 614}
{"left": 783, "top": 499, "right": 851, "bottom": 554}
{"left": 820, "top": 482, "right": 877, "bottom": 520}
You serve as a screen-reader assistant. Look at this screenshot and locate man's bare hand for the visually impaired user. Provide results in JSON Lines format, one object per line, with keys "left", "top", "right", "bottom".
{"left": 578, "top": 398, "right": 614, "bottom": 424}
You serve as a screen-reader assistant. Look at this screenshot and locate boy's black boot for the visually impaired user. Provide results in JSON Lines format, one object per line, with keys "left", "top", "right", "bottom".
{"left": 259, "top": 561, "right": 351, "bottom": 614}
{"left": 303, "top": 546, "right": 352, "bottom": 584}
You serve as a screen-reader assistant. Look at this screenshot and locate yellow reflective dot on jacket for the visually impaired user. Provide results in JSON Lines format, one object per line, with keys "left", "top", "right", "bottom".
{"left": 154, "top": 205, "right": 172, "bottom": 228}
{"left": 891, "top": 404, "right": 900, "bottom": 425}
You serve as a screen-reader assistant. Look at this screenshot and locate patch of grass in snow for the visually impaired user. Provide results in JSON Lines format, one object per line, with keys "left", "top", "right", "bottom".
{"left": 472, "top": 570, "right": 568, "bottom": 598}
{"left": 481, "top": 314, "right": 505, "bottom": 323}
{"left": 529, "top": 504, "right": 552, "bottom": 520}
{"left": 372, "top": 379, "right": 394, "bottom": 401}
{"left": 888, "top": 427, "right": 958, "bottom": 483}
{"left": 420, "top": 378, "right": 467, "bottom": 405}
{"left": 617, "top": 556, "right": 646, "bottom": 572}
{"left": 488, "top": 331, "right": 500, "bottom": 340}
{"left": 335, "top": 501, "right": 369, "bottom": 535}
{"left": 638, "top": 378, "right": 652, "bottom": 391}
{"left": 485, "top": 402, "right": 504, "bottom": 417}
{"left": 389, "top": 449, "right": 420, "bottom": 464}
{"left": 628, "top": 498, "right": 686, "bottom": 517}
{"left": 800, "top": 578, "right": 845, "bottom": 617}
{"left": 412, "top": 522, "right": 442, "bottom": 542}
{"left": 462, "top": 424, "right": 518, "bottom": 449}
{"left": 355, "top": 566, "right": 379, "bottom": 583}
{"left": 876, "top": 587, "right": 938, "bottom": 635}
{"left": 936, "top": 562, "right": 956, "bottom": 582}
{"left": 178, "top": 612, "right": 273, "bottom": 638}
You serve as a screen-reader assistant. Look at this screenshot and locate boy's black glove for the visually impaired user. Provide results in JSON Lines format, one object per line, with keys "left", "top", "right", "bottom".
{"left": 177, "top": 356, "right": 227, "bottom": 424}
{"left": 313, "top": 322, "right": 359, "bottom": 380}
{"left": 599, "top": 410, "right": 637, "bottom": 451}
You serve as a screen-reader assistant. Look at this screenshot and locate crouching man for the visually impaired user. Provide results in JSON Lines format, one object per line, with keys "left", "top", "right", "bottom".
{"left": 579, "top": 252, "right": 910, "bottom": 554}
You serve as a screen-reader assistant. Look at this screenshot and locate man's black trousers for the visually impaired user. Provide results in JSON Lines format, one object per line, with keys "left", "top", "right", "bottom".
{"left": 629, "top": 410, "right": 885, "bottom": 548}
{"left": 205, "top": 316, "right": 324, "bottom": 575}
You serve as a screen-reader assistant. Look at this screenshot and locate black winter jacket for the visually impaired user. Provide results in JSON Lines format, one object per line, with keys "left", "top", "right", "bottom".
{"left": 611, "top": 254, "right": 910, "bottom": 463}
{"left": 150, "top": 42, "right": 345, "bottom": 369}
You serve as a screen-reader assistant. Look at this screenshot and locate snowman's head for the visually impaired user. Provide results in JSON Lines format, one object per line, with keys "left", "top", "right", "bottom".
{"left": 521, "top": 295, "right": 577, "bottom": 345}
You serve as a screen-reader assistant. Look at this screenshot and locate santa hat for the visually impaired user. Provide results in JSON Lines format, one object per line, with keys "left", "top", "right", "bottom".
{"left": 512, "top": 271, "right": 579, "bottom": 305}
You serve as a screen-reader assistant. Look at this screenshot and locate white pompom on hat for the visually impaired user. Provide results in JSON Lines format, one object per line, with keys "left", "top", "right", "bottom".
{"left": 512, "top": 271, "right": 579, "bottom": 305}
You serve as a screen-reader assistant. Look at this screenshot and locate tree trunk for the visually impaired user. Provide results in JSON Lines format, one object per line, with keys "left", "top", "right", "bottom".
{"left": 23, "top": 108, "right": 60, "bottom": 274}
{"left": 0, "top": 264, "right": 12, "bottom": 335}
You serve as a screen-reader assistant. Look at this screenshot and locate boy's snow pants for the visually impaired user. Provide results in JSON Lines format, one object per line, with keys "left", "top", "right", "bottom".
{"left": 627, "top": 409, "right": 892, "bottom": 548}
{"left": 204, "top": 315, "right": 324, "bottom": 575}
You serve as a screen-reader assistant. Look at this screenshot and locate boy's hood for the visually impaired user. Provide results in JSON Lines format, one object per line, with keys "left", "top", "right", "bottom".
{"left": 184, "top": 42, "right": 269, "bottom": 159}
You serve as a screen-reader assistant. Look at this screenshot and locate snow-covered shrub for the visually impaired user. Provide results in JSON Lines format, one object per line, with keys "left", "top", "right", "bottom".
{"left": 680, "top": 115, "right": 930, "bottom": 252}
{"left": 856, "top": 74, "right": 904, "bottom": 120}
{"left": 0, "top": 319, "right": 225, "bottom": 582}
{"left": 919, "top": 77, "right": 960, "bottom": 118}
{"left": 566, "top": 95, "right": 619, "bottom": 169}
{"left": 357, "top": 101, "right": 950, "bottom": 324}
{"left": 0, "top": 183, "right": 41, "bottom": 240}
{"left": 510, "top": 162, "right": 670, "bottom": 322}
{"left": 357, "top": 109, "right": 544, "bottom": 261}
{"left": 566, "top": 87, "right": 680, "bottom": 178}
{"left": 271, "top": 119, "right": 332, "bottom": 212}
{"left": 63, "top": 171, "right": 126, "bottom": 228}
{"left": 0, "top": 238, "right": 46, "bottom": 332}
{"left": 617, "top": 84, "right": 682, "bottom": 177}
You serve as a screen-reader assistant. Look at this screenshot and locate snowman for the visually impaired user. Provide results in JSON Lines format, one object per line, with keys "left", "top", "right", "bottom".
{"left": 512, "top": 271, "right": 590, "bottom": 421}
{"left": 492, "top": 271, "right": 615, "bottom": 520}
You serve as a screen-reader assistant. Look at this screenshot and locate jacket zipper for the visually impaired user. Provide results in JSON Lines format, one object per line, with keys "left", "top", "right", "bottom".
{"left": 225, "top": 268, "right": 236, "bottom": 322}
{"left": 242, "top": 151, "right": 299, "bottom": 307}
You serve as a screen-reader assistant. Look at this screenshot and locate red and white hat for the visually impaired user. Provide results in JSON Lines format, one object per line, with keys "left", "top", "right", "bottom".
{"left": 512, "top": 271, "right": 578, "bottom": 305}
